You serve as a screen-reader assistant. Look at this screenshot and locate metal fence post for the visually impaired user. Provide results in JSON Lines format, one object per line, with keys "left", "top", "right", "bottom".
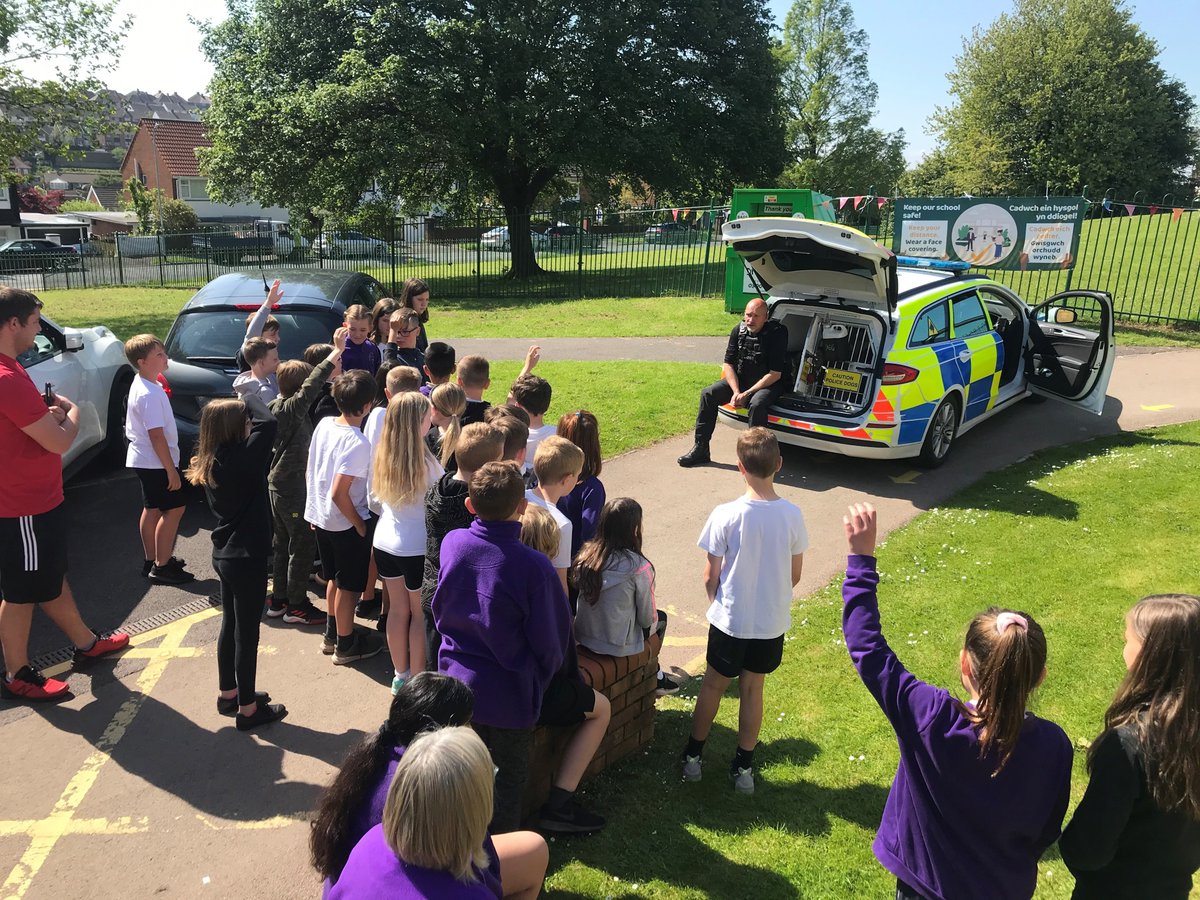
{"left": 1063, "top": 185, "right": 1087, "bottom": 294}
{"left": 390, "top": 216, "right": 398, "bottom": 293}
{"left": 576, "top": 200, "right": 585, "bottom": 298}
{"left": 204, "top": 232, "right": 211, "bottom": 283}
{"left": 158, "top": 233, "right": 165, "bottom": 287}
{"left": 117, "top": 235, "right": 125, "bottom": 284}
{"left": 699, "top": 203, "right": 716, "bottom": 298}
{"left": 475, "top": 208, "right": 483, "bottom": 300}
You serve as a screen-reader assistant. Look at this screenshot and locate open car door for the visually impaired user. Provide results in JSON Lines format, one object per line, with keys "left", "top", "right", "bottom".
{"left": 1025, "top": 290, "right": 1115, "bottom": 416}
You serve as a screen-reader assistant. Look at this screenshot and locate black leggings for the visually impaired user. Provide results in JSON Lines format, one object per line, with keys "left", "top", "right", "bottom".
{"left": 214, "top": 557, "right": 267, "bottom": 706}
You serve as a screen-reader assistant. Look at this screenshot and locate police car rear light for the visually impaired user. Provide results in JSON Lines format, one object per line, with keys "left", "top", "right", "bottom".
{"left": 232, "top": 303, "right": 281, "bottom": 311}
{"left": 881, "top": 364, "right": 919, "bottom": 385}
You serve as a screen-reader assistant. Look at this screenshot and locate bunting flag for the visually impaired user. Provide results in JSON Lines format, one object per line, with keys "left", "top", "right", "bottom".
{"left": 853, "top": 195, "right": 864, "bottom": 209}
{"left": 1149, "top": 205, "right": 1159, "bottom": 215}
{"left": 1172, "top": 208, "right": 1184, "bottom": 223}
{"left": 671, "top": 208, "right": 679, "bottom": 221}
{"left": 876, "top": 197, "right": 887, "bottom": 210}
{"left": 1124, "top": 204, "right": 1136, "bottom": 216}
{"left": 838, "top": 196, "right": 851, "bottom": 209}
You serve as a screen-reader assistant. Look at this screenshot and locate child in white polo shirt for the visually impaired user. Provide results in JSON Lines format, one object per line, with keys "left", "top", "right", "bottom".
{"left": 681, "top": 427, "right": 808, "bottom": 795}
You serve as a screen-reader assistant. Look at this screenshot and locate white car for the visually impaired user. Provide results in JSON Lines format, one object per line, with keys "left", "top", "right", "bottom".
{"left": 480, "top": 227, "right": 549, "bottom": 251}
{"left": 17, "top": 314, "right": 130, "bottom": 475}
{"left": 312, "top": 230, "right": 391, "bottom": 259}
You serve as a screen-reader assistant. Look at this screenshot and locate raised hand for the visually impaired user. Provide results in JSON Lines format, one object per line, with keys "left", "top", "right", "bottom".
{"left": 843, "top": 502, "right": 877, "bottom": 556}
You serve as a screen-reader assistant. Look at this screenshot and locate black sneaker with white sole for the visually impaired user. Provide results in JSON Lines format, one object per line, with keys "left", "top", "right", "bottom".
{"left": 656, "top": 673, "right": 682, "bottom": 696}
{"left": 148, "top": 563, "right": 195, "bottom": 585}
{"left": 332, "top": 632, "right": 384, "bottom": 665}
{"left": 536, "top": 798, "right": 606, "bottom": 834}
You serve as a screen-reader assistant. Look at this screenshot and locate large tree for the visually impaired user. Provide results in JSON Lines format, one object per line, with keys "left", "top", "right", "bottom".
{"left": 931, "top": 0, "right": 1196, "bottom": 197}
{"left": 0, "top": 1, "right": 130, "bottom": 181}
{"left": 199, "top": 0, "right": 786, "bottom": 276}
{"left": 775, "top": 0, "right": 906, "bottom": 197}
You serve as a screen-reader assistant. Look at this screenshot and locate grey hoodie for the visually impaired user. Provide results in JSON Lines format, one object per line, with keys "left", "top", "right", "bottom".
{"left": 574, "top": 550, "right": 656, "bottom": 657}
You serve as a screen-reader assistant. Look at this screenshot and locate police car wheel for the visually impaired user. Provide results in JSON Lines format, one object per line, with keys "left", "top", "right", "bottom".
{"left": 918, "top": 397, "right": 960, "bottom": 468}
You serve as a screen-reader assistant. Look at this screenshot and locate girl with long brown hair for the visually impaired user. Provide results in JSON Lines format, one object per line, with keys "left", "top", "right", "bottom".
{"left": 398, "top": 277, "right": 431, "bottom": 352}
{"left": 1060, "top": 593, "right": 1200, "bottom": 899}
{"left": 841, "top": 503, "right": 1072, "bottom": 900}
{"left": 185, "top": 395, "right": 287, "bottom": 730}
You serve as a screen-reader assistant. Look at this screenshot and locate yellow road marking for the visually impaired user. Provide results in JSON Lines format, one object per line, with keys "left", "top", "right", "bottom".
{"left": 195, "top": 813, "right": 305, "bottom": 831}
{"left": 890, "top": 470, "right": 921, "bottom": 484}
{"left": 2, "top": 620, "right": 192, "bottom": 900}
{"left": 662, "top": 636, "right": 708, "bottom": 648}
{"left": 40, "top": 607, "right": 219, "bottom": 678}
{"left": 1140, "top": 403, "right": 1174, "bottom": 411}
{"left": 0, "top": 817, "right": 149, "bottom": 838}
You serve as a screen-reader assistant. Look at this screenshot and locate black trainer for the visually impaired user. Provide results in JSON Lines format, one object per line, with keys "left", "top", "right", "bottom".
{"left": 677, "top": 441, "right": 711, "bottom": 467}
{"left": 332, "top": 632, "right": 384, "bottom": 666}
{"left": 235, "top": 701, "right": 288, "bottom": 731}
{"left": 218, "top": 691, "right": 270, "bottom": 717}
{"left": 148, "top": 563, "right": 195, "bottom": 585}
{"left": 536, "top": 798, "right": 606, "bottom": 834}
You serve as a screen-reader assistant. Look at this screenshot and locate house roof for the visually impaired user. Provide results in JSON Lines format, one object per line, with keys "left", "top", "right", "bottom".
{"left": 137, "top": 118, "right": 211, "bottom": 177}
{"left": 86, "top": 184, "right": 123, "bottom": 210}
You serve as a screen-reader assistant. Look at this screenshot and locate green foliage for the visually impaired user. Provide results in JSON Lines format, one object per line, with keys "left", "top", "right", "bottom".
{"left": 125, "top": 179, "right": 157, "bottom": 234}
{"left": 931, "top": 0, "right": 1197, "bottom": 196}
{"left": 59, "top": 199, "right": 103, "bottom": 212}
{"left": 776, "top": 0, "right": 906, "bottom": 196}
{"left": 0, "top": 1, "right": 131, "bottom": 181}
{"left": 159, "top": 198, "right": 199, "bottom": 234}
{"left": 198, "top": 0, "right": 785, "bottom": 277}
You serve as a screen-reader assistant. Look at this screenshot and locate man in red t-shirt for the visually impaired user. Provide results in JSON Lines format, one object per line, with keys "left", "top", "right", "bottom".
{"left": 0, "top": 287, "right": 130, "bottom": 701}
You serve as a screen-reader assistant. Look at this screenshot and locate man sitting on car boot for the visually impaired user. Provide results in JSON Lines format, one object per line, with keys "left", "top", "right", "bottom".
{"left": 678, "top": 298, "right": 788, "bottom": 467}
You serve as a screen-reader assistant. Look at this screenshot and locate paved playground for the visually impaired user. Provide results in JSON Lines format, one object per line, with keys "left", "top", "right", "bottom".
{"left": 1, "top": 341, "right": 1196, "bottom": 899}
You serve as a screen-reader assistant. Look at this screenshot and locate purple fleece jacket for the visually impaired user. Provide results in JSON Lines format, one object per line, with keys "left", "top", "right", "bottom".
{"left": 341, "top": 336, "right": 381, "bottom": 375}
{"left": 556, "top": 475, "right": 606, "bottom": 559}
{"left": 433, "top": 518, "right": 571, "bottom": 729}
{"left": 842, "top": 555, "right": 1073, "bottom": 900}
{"left": 329, "top": 824, "right": 500, "bottom": 899}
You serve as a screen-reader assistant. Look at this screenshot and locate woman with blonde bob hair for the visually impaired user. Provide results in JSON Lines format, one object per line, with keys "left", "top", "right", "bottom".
{"left": 330, "top": 726, "right": 546, "bottom": 898}
{"left": 372, "top": 391, "right": 443, "bottom": 691}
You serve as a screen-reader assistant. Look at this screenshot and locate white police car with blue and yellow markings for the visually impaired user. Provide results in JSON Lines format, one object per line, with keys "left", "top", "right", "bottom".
{"left": 718, "top": 217, "right": 1115, "bottom": 466}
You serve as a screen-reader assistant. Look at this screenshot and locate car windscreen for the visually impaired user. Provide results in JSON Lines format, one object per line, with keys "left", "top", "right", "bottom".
{"left": 165, "top": 309, "right": 339, "bottom": 365}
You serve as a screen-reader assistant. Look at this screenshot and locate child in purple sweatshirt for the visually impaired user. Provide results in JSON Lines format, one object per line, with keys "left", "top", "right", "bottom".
{"left": 433, "top": 461, "right": 572, "bottom": 833}
{"left": 841, "top": 503, "right": 1072, "bottom": 900}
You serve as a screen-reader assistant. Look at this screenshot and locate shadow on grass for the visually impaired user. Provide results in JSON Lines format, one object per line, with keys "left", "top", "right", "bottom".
{"left": 936, "top": 429, "right": 1200, "bottom": 520}
{"left": 545, "top": 710, "right": 887, "bottom": 898}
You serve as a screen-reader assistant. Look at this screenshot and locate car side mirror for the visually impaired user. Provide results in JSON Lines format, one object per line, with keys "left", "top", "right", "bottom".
{"left": 1052, "top": 307, "right": 1077, "bottom": 325}
{"left": 63, "top": 328, "right": 84, "bottom": 352}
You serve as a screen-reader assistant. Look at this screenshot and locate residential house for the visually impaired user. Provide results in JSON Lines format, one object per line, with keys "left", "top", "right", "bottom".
{"left": 120, "top": 118, "right": 288, "bottom": 223}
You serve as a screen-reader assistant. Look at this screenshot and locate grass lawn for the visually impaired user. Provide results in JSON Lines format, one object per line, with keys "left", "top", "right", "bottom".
{"left": 544, "top": 420, "right": 1200, "bottom": 899}
{"left": 36, "top": 285, "right": 1200, "bottom": 347}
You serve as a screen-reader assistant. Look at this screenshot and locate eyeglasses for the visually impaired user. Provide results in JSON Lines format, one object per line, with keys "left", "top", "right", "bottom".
{"left": 400, "top": 326, "right": 420, "bottom": 336}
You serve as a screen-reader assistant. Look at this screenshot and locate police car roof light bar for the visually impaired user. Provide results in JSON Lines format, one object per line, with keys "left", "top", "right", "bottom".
{"left": 894, "top": 255, "right": 972, "bottom": 271}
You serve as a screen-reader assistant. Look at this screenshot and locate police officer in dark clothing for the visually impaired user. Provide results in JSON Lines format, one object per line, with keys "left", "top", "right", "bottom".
{"left": 678, "top": 298, "right": 788, "bottom": 467}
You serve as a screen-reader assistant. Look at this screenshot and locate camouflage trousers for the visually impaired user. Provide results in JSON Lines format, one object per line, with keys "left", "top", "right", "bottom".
{"left": 270, "top": 481, "right": 315, "bottom": 610}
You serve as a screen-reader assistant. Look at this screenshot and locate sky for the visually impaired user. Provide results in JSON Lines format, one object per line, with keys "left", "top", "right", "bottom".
{"left": 14, "top": 0, "right": 1200, "bottom": 167}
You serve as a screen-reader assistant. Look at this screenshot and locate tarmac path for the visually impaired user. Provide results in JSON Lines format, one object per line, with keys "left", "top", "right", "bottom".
{"left": 0, "top": 338, "right": 1195, "bottom": 898}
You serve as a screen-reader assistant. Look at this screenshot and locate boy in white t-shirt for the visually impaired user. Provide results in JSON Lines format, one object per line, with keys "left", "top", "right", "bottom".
{"left": 509, "top": 369, "right": 553, "bottom": 482}
{"left": 682, "top": 427, "right": 807, "bottom": 795}
{"left": 524, "top": 436, "right": 582, "bottom": 597}
{"left": 123, "top": 334, "right": 192, "bottom": 586}
{"left": 304, "top": 369, "right": 384, "bottom": 666}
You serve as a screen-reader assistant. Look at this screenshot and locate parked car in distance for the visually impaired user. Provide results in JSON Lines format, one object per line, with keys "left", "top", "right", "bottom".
{"left": 312, "top": 230, "right": 390, "bottom": 259}
{"left": 480, "top": 226, "right": 549, "bottom": 251}
{"left": 17, "top": 312, "right": 130, "bottom": 476}
{"left": 644, "top": 222, "right": 695, "bottom": 244}
{"left": 718, "top": 217, "right": 1115, "bottom": 466}
{"left": 0, "top": 239, "right": 80, "bottom": 273}
{"left": 161, "top": 269, "right": 387, "bottom": 461}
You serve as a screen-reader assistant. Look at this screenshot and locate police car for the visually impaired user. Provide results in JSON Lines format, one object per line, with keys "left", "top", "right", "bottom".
{"left": 717, "top": 217, "right": 1115, "bottom": 466}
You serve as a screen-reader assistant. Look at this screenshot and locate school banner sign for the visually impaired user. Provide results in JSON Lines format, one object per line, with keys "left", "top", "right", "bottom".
{"left": 893, "top": 197, "right": 1087, "bottom": 270}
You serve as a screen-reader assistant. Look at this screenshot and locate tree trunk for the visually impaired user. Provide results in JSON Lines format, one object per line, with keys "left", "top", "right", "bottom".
{"left": 501, "top": 202, "right": 544, "bottom": 278}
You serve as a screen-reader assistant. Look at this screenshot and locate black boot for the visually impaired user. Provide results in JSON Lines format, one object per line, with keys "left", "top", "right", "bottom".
{"left": 677, "top": 440, "right": 711, "bottom": 467}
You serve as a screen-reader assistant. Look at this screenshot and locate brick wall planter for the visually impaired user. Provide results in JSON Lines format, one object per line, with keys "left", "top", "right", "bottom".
{"left": 521, "top": 632, "right": 662, "bottom": 820}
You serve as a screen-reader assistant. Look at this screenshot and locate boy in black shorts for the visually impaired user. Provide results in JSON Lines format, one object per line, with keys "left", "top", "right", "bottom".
{"left": 124, "top": 334, "right": 193, "bottom": 585}
{"left": 681, "top": 428, "right": 809, "bottom": 794}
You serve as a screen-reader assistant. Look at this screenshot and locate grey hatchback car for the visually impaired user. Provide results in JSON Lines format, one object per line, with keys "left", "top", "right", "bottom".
{"left": 161, "top": 269, "right": 387, "bottom": 460}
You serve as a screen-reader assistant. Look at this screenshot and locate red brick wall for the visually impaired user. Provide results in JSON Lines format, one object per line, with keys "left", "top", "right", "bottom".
{"left": 119, "top": 128, "right": 174, "bottom": 201}
{"left": 522, "top": 633, "right": 662, "bottom": 820}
